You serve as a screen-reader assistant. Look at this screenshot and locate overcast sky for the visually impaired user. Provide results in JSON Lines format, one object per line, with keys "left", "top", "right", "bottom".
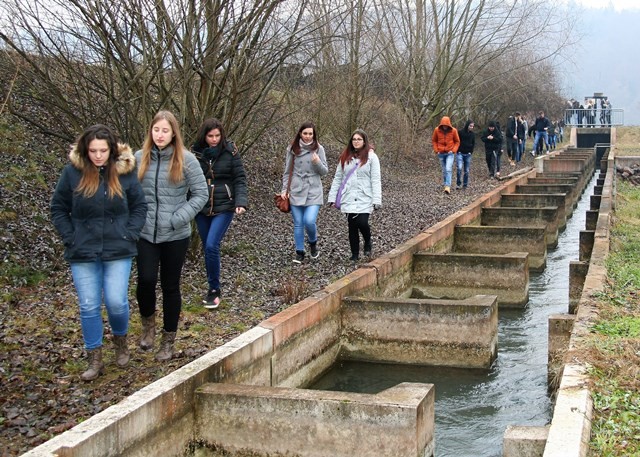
{"left": 565, "top": 0, "right": 640, "bottom": 11}
{"left": 560, "top": 1, "right": 640, "bottom": 125}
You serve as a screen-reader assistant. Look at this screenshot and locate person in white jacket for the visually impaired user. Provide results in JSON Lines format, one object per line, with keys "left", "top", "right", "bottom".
{"left": 328, "top": 129, "right": 382, "bottom": 261}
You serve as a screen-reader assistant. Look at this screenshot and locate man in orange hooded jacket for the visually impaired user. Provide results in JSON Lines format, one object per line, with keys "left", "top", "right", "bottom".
{"left": 431, "top": 116, "right": 460, "bottom": 194}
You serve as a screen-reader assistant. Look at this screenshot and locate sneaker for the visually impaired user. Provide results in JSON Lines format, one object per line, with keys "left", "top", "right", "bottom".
{"left": 293, "top": 250, "right": 305, "bottom": 264}
{"left": 530, "top": 151, "right": 535, "bottom": 157}
{"left": 309, "top": 242, "right": 319, "bottom": 259}
{"left": 444, "top": 186, "right": 451, "bottom": 194}
{"left": 495, "top": 172, "right": 501, "bottom": 179}
{"left": 203, "top": 289, "right": 221, "bottom": 309}
{"left": 456, "top": 185, "right": 462, "bottom": 190}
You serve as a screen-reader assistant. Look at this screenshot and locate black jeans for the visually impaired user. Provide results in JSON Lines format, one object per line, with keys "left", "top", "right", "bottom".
{"left": 347, "top": 213, "right": 371, "bottom": 257}
{"left": 485, "top": 150, "right": 501, "bottom": 177}
{"left": 136, "top": 237, "right": 189, "bottom": 332}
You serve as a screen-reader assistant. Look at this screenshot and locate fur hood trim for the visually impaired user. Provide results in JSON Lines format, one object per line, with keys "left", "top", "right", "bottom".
{"left": 69, "top": 143, "right": 136, "bottom": 175}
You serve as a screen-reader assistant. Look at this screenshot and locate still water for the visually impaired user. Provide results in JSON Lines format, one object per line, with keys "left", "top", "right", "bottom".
{"left": 310, "top": 174, "right": 597, "bottom": 456}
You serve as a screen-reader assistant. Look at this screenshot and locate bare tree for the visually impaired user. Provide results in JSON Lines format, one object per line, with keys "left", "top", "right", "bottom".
{"left": 0, "top": 0, "right": 314, "bottom": 149}
{"left": 374, "top": 0, "right": 576, "bottom": 147}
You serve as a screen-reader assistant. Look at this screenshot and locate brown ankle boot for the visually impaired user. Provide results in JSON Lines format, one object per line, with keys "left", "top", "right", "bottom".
{"left": 139, "top": 313, "right": 156, "bottom": 351}
{"left": 113, "top": 335, "right": 130, "bottom": 367}
{"left": 155, "top": 330, "right": 176, "bottom": 361}
{"left": 81, "top": 348, "right": 104, "bottom": 381}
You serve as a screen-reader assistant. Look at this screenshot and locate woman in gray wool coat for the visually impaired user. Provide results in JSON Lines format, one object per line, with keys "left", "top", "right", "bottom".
{"left": 280, "top": 121, "right": 329, "bottom": 264}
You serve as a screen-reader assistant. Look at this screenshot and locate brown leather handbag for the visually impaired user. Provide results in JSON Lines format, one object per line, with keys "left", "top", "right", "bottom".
{"left": 275, "top": 154, "right": 294, "bottom": 213}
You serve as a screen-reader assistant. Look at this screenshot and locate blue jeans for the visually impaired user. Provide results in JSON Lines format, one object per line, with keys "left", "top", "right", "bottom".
{"left": 70, "top": 258, "right": 132, "bottom": 350}
{"left": 438, "top": 152, "right": 454, "bottom": 187}
{"left": 456, "top": 153, "right": 472, "bottom": 187}
{"left": 195, "top": 211, "right": 234, "bottom": 291}
{"left": 516, "top": 141, "right": 524, "bottom": 162}
{"left": 533, "top": 131, "right": 549, "bottom": 153}
{"left": 290, "top": 204, "right": 320, "bottom": 252}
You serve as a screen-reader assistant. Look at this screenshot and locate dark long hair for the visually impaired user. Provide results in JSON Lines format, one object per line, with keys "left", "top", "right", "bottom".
{"left": 338, "top": 128, "right": 370, "bottom": 168}
{"left": 193, "top": 118, "right": 226, "bottom": 151}
{"left": 75, "top": 124, "right": 123, "bottom": 199}
{"left": 291, "top": 121, "right": 319, "bottom": 155}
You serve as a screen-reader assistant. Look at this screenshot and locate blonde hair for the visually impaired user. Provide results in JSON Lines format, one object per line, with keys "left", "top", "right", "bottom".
{"left": 138, "top": 110, "right": 185, "bottom": 184}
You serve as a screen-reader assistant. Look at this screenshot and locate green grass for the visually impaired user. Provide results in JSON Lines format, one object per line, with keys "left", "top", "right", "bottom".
{"left": 588, "top": 181, "right": 640, "bottom": 456}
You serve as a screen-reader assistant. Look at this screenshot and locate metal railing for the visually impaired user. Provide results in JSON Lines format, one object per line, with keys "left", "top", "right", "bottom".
{"left": 563, "top": 108, "right": 624, "bottom": 127}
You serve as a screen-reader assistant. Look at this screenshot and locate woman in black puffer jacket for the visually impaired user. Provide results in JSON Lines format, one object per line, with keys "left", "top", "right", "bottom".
{"left": 192, "top": 118, "right": 248, "bottom": 309}
{"left": 51, "top": 124, "right": 147, "bottom": 381}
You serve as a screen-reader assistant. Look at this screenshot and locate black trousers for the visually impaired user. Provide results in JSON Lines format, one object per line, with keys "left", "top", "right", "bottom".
{"left": 347, "top": 213, "right": 371, "bottom": 256}
{"left": 136, "top": 237, "right": 189, "bottom": 332}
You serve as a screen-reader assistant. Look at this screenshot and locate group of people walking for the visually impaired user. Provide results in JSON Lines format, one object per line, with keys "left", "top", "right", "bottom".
{"left": 432, "top": 110, "right": 564, "bottom": 193}
{"left": 279, "top": 124, "right": 382, "bottom": 263}
{"left": 51, "top": 116, "right": 381, "bottom": 381}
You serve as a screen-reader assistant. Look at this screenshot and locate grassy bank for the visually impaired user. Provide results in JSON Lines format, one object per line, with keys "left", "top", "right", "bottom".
{"left": 587, "top": 179, "right": 640, "bottom": 455}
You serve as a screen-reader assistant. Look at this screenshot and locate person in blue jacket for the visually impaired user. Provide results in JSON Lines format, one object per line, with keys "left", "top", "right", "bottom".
{"left": 51, "top": 124, "right": 147, "bottom": 381}
{"left": 192, "top": 118, "right": 248, "bottom": 309}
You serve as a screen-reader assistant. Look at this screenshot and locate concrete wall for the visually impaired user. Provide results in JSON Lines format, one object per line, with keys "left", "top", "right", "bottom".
{"left": 499, "top": 193, "right": 569, "bottom": 222}
{"left": 481, "top": 207, "right": 560, "bottom": 247}
{"left": 340, "top": 295, "right": 498, "bottom": 368}
{"left": 411, "top": 252, "right": 529, "bottom": 307}
{"left": 542, "top": 141, "right": 612, "bottom": 457}
{"left": 194, "top": 383, "right": 435, "bottom": 457}
{"left": 22, "top": 327, "right": 274, "bottom": 457}
{"left": 453, "top": 225, "right": 547, "bottom": 271}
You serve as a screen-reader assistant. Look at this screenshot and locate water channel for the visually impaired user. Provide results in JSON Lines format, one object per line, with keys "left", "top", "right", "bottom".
{"left": 310, "top": 174, "right": 598, "bottom": 457}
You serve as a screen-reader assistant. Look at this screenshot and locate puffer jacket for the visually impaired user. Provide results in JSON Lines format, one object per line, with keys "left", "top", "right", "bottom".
{"left": 281, "top": 143, "right": 329, "bottom": 206}
{"left": 431, "top": 116, "right": 460, "bottom": 154}
{"left": 328, "top": 150, "right": 382, "bottom": 214}
{"left": 193, "top": 140, "right": 248, "bottom": 215}
{"left": 135, "top": 145, "right": 208, "bottom": 243}
{"left": 50, "top": 144, "right": 148, "bottom": 262}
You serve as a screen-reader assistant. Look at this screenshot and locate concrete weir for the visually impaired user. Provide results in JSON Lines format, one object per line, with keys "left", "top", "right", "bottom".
{"left": 24, "top": 144, "right": 602, "bottom": 457}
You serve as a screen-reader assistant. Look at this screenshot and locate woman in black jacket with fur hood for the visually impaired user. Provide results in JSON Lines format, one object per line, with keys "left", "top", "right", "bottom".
{"left": 192, "top": 118, "right": 248, "bottom": 309}
{"left": 50, "top": 124, "right": 147, "bottom": 381}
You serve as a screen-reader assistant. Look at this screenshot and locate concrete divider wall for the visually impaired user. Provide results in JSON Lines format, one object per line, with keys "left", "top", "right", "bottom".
{"left": 340, "top": 295, "right": 498, "bottom": 368}
{"left": 411, "top": 252, "right": 529, "bottom": 307}
{"left": 481, "top": 207, "right": 560, "bottom": 247}
{"left": 194, "top": 382, "right": 435, "bottom": 457}
{"left": 453, "top": 226, "right": 547, "bottom": 271}
{"left": 499, "top": 193, "right": 569, "bottom": 221}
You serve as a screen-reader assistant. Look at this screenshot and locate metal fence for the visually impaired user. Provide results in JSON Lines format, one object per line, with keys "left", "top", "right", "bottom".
{"left": 563, "top": 108, "right": 624, "bottom": 127}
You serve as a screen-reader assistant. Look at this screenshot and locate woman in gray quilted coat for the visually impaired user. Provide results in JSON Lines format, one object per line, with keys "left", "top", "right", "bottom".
{"left": 134, "top": 111, "right": 208, "bottom": 361}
